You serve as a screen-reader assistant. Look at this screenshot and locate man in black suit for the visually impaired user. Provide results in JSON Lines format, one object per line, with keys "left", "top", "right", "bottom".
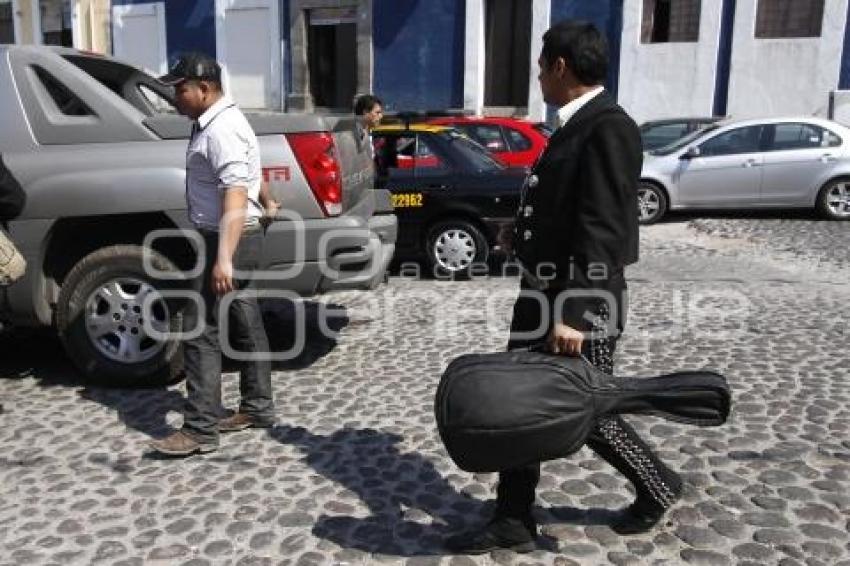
{"left": 447, "top": 20, "right": 682, "bottom": 554}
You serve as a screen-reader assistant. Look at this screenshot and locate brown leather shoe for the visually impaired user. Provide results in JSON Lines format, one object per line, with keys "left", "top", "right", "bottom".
{"left": 149, "top": 431, "right": 218, "bottom": 456}
{"left": 219, "top": 412, "right": 275, "bottom": 432}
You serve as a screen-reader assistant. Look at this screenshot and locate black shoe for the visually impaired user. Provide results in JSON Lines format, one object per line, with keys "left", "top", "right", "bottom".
{"left": 611, "top": 478, "right": 683, "bottom": 535}
{"left": 445, "top": 516, "right": 537, "bottom": 555}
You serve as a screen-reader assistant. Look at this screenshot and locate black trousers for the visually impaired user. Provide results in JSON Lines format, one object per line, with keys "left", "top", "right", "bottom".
{"left": 497, "top": 281, "right": 678, "bottom": 522}
{"left": 182, "top": 227, "right": 274, "bottom": 442}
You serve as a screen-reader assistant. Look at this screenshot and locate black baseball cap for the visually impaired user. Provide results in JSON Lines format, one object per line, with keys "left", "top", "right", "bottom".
{"left": 158, "top": 52, "right": 222, "bottom": 85}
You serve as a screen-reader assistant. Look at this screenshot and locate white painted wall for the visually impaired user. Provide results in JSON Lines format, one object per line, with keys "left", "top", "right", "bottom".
{"left": 526, "top": 0, "right": 550, "bottom": 121}
{"left": 111, "top": 3, "right": 167, "bottom": 76}
{"left": 216, "top": 0, "right": 282, "bottom": 110}
{"left": 463, "top": 0, "right": 485, "bottom": 114}
{"left": 617, "top": 0, "right": 723, "bottom": 124}
{"left": 726, "top": 0, "right": 848, "bottom": 119}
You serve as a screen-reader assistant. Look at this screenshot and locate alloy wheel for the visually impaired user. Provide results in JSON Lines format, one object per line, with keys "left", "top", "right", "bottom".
{"left": 826, "top": 181, "right": 850, "bottom": 218}
{"left": 84, "top": 277, "right": 169, "bottom": 364}
{"left": 638, "top": 186, "right": 662, "bottom": 222}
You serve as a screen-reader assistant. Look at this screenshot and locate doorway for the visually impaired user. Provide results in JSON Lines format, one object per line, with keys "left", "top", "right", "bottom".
{"left": 484, "top": 0, "right": 531, "bottom": 108}
{"left": 307, "top": 7, "right": 357, "bottom": 109}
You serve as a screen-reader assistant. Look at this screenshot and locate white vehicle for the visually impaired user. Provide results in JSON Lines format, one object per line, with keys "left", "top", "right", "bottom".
{"left": 638, "top": 117, "right": 850, "bottom": 224}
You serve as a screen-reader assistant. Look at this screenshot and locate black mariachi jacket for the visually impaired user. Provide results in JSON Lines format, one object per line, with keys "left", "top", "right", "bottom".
{"left": 0, "top": 155, "right": 26, "bottom": 222}
{"left": 513, "top": 91, "right": 641, "bottom": 328}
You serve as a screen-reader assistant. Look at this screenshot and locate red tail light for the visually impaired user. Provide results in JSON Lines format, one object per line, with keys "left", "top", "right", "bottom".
{"left": 286, "top": 132, "right": 343, "bottom": 216}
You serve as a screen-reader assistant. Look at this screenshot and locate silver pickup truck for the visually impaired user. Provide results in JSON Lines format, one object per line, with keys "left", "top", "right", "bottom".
{"left": 0, "top": 45, "right": 396, "bottom": 385}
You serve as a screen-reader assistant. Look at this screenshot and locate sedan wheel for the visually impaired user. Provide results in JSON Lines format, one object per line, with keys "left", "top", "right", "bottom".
{"left": 818, "top": 179, "right": 850, "bottom": 220}
{"left": 434, "top": 229, "right": 477, "bottom": 272}
{"left": 427, "top": 219, "right": 489, "bottom": 278}
{"left": 638, "top": 183, "right": 667, "bottom": 225}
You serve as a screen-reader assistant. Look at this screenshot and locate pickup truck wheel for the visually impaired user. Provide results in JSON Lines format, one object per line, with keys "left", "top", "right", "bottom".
{"left": 56, "top": 245, "right": 184, "bottom": 387}
{"left": 426, "top": 219, "right": 489, "bottom": 279}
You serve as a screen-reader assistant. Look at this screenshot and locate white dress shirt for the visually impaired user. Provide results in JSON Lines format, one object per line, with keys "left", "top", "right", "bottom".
{"left": 186, "top": 96, "right": 264, "bottom": 231}
{"left": 556, "top": 86, "right": 605, "bottom": 128}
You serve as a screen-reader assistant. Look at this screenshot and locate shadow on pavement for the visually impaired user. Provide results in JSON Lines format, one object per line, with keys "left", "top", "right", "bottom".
{"left": 268, "top": 425, "right": 560, "bottom": 556}
{"left": 0, "top": 327, "right": 78, "bottom": 387}
{"left": 259, "top": 299, "right": 349, "bottom": 371}
{"left": 78, "top": 387, "right": 186, "bottom": 438}
{"left": 660, "top": 208, "right": 821, "bottom": 224}
{"left": 0, "top": 299, "right": 349, "bottom": 438}
{"left": 269, "top": 425, "right": 481, "bottom": 556}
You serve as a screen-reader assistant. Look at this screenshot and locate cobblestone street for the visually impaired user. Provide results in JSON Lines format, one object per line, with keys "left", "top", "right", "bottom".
{"left": 1, "top": 214, "right": 848, "bottom": 566}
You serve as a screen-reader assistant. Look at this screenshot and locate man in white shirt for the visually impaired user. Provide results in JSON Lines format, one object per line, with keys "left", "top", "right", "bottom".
{"left": 150, "top": 53, "right": 275, "bottom": 456}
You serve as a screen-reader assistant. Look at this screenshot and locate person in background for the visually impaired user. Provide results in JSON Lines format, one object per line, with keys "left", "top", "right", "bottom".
{"left": 149, "top": 52, "right": 275, "bottom": 456}
{"left": 354, "top": 94, "right": 384, "bottom": 160}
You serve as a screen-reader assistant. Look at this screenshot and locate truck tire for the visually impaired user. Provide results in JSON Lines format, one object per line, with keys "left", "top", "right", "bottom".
{"left": 56, "top": 245, "right": 185, "bottom": 387}
{"left": 815, "top": 178, "right": 850, "bottom": 220}
{"left": 426, "top": 219, "right": 489, "bottom": 279}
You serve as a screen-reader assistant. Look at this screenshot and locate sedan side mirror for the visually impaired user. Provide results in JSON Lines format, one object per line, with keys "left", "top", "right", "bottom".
{"left": 680, "top": 146, "right": 701, "bottom": 160}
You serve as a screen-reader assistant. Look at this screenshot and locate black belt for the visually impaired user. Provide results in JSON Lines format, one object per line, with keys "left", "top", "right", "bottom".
{"left": 197, "top": 223, "right": 263, "bottom": 236}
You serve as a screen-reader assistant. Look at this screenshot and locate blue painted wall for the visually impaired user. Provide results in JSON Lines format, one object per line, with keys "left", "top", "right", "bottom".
{"left": 840, "top": 0, "right": 850, "bottom": 89}
{"left": 549, "top": 0, "right": 624, "bottom": 96}
{"left": 373, "top": 0, "right": 465, "bottom": 111}
{"left": 163, "top": 0, "right": 216, "bottom": 64}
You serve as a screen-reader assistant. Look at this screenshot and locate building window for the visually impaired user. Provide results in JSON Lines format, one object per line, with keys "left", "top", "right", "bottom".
{"left": 641, "top": 0, "right": 701, "bottom": 43}
{"left": 40, "top": 0, "right": 74, "bottom": 46}
{"left": 484, "top": 0, "right": 531, "bottom": 108}
{"left": 756, "top": 0, "right": 824, "bottom": 39}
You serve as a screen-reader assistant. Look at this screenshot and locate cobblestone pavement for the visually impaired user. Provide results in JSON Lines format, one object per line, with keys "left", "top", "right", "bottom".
{"left": 1, "top": 217, "right": 849, "bottom": 565}
{"left": 688, "top": 209, "right": 849, "bottom": 270}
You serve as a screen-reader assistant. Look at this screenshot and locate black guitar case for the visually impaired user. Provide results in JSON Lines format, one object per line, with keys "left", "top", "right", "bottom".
{"left": 435, "top": 351, "right": 731, "bottom": 473}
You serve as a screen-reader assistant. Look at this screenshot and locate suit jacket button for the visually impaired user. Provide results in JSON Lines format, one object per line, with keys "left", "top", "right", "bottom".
{"left": 524, "top": 206, "right": 533, "bottom": 217}
{"left": 523, "top": 230, "right": 532, "bottom": 240}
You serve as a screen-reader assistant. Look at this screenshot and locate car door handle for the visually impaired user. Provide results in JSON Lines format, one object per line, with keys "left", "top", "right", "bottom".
{"left": 821, "top": 154, "right": 837, "bottom": 163}
{"left": 742, "top": 159, "right": 760, "bottom": 168}
{"left": 426, "top": 184, "right": 450, "bottom": 189}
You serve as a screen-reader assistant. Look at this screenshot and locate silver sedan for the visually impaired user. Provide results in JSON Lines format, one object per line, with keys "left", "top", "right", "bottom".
{"left": 638, "top": 117, "right": 850, "bottom": 224}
